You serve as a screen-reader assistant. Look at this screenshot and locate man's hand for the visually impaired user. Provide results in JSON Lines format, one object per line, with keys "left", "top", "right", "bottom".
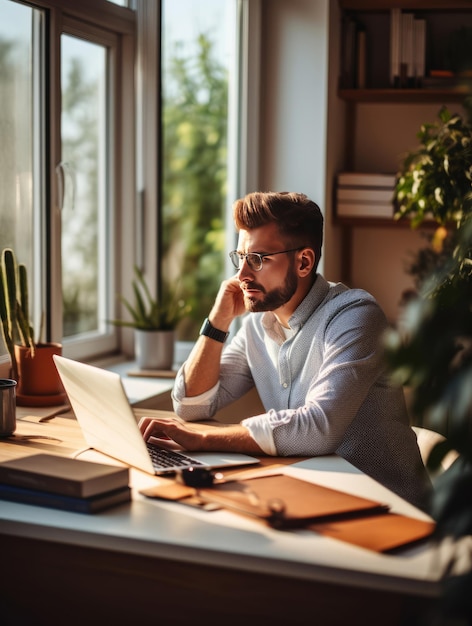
{"left": 209, "top": 275, "right": 246, "bottom": 329}
{"left": 139, "top": 415, "right": 207, "bottom": 451}
{"left": 138, "top": 415, "right": 264, "bottom": 455}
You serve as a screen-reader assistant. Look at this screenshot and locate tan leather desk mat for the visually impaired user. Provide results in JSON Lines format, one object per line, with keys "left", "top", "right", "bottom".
{"left": 141, "top": 473, "right": 435, "bottom": 551}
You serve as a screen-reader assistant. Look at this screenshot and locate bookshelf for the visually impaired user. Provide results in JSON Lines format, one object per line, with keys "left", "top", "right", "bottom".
{"left": 338, "top": 1, "right": 472, "bottom": 96}
{"left": 333, "top": 0, "right": 471, "bottom": 304}
{"left": 339, "top": 88, "right": 469, "bottom": 104}
{"left": 335, "top": 0, "right": 472, "bottom": 225}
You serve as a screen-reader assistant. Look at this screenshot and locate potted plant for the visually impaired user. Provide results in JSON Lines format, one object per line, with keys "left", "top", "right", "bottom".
{"left": 386, "top": 104, "right": 472, "bottom": 623}
{"left": 110, "top": 265, "right": 190, "bottom": 371}
{"left": 393, "top": 104, "right": 472, "bottom": 304}
{"left": 0, "top": 247, "right": 66, "bottom": 406}
{"left": 393, "top": 105, "right": 472, "bottom": 230}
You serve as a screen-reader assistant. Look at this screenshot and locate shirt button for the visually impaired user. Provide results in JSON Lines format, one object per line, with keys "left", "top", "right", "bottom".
{"left": 282, "top": 382, "right": 288, "bottom": 388}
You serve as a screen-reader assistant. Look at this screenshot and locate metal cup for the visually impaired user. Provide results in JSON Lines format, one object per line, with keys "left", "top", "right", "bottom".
{"left": 0, "top": 379, "right": 17, "bottom": 437}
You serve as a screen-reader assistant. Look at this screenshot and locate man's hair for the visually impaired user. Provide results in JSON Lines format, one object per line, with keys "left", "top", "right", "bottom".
{"left": 233, "top": 191, "right": 324, "bottom": 266}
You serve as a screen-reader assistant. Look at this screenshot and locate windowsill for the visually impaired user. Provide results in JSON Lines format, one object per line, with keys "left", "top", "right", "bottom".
{"left": 94, "top": 340, "right": 195, "bottom": 407}
{"left": 1, "top": 341, "right": 193, "bottom": 410}
{"left": 94, "top": 340, "right": 194, "bottom": 407}
{"left": 105, "top": 360, "right": 175, "bottom": 408}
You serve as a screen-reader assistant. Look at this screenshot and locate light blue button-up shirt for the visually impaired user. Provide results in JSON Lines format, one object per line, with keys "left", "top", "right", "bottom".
{"left": 172, "top": 275, "right": 432, "bottom": 510}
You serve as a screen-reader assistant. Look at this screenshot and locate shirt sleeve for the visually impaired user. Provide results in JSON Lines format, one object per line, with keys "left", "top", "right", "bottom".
{"left": 241, "top": 410, "right": 282, "bottom": 455}
{"left": 171, "top": 329, "right": 255, "bottom": 421}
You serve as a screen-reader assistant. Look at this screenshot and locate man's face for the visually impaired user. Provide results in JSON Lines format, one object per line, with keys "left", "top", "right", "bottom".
{"left": 236, "top": 223, "right": 299, "bottom": 313}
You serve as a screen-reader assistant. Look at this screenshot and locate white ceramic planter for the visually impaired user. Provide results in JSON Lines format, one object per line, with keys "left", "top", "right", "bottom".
{"left": 134, "top": 329, "right": 175, "bottom": 370}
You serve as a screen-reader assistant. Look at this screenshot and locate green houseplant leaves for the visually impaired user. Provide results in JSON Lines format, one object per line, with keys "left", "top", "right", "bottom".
{"left": 386, "top": 105, "right": 472, "bottom": 623}
{"left": 394, "top": 106, "right": 472, "bottom": 228}
{"left": 109, "top": 265, "right": 190, "bottom": 331}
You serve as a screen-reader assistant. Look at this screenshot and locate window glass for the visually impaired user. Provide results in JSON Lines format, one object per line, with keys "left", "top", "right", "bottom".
{"left": 161, "top": 0, "right": 236, "bottom": 340}
{"left": 0, "top": 0, "right": 132, "bottom": 365}
{"left": 60, "top": 35, "right": 110, "bottom": 340}
{"left": 0, "top": 0, "right": 39, "bottom": 352}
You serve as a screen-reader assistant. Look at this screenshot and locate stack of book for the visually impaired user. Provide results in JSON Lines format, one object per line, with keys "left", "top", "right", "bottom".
{"left": 339, "top": 15, "right": 367, "bottom": 89}
{"left": 390, "top": 9, "right": 426, "bottom": 88}
{"left": 0, "top": 453, "right": 130, "bottom": 513}
{"left": 336, "top": 172, "right": 396, "bottom": 219}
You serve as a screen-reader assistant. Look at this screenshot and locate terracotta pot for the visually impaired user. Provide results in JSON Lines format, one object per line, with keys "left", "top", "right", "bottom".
{"left": 134, "top": 329, "right": 175, "bottom": 370}
{"left": 14, "top": 343, "right": 67, "bottom": 407}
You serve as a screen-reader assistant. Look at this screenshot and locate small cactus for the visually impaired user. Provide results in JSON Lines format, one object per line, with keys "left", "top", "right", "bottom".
{"left": 0, "top": 248, "right": 36, "bottom": 380}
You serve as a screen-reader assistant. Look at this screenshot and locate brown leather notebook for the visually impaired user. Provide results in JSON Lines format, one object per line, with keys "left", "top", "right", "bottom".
{"left": 199, "top": 474, "right": 389, "bottom": 529}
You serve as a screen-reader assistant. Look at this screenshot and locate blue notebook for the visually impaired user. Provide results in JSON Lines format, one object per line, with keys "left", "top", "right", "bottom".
{"left": 0, "top": 482, "right": 131, "bottom": 514}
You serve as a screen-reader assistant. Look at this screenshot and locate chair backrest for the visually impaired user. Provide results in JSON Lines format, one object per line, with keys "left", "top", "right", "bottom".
{"left": 412, "top": 426, "right": 459, "bottom": 480}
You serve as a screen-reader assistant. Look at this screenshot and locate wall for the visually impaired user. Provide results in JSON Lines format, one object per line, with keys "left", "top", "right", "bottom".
{"left": 258, "top": 0, "right": 331, "bottom": 275}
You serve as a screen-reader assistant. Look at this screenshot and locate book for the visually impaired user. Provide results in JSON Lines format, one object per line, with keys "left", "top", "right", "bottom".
{"left": 336, "top": 202, "right": 394, "bottom": 219}
{"left": 356, "top": 28, "right": 366, "bottom": 89}
{"left": 401, "top": 12, "right": 414, "bottom": 85}
{"left": 0, "top": 453, "right": 129, "bottom": 498}
{"left": 390, "top": 8, "right": 401, "bottom": 85}
{"left": 413, "top": 18, "right": 426, "bottom": 85}
{"left": 337, "top": 188, "right": 394, "bottom": 203}
{"left": 337, "top": 172, "right": 396, "bottom": 188}
{"left": 340, "top": 15, "right": 357, "bottom": 89}
{"left": 0, "top": 482, "right": 131, "bottom": 514}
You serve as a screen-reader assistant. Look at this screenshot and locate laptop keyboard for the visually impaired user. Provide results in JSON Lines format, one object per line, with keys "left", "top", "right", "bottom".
{"left": 146, "top": 442, "right": 205, "bottom": 472}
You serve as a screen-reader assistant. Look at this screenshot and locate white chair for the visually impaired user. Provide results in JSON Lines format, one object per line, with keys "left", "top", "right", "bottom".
{"left": 412, "top": 426, "right": 459, "bottom": 480}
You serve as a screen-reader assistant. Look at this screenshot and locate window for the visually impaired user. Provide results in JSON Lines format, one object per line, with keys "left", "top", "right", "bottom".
{"left": 0, "top": 0, "right": 135, "bottom": 364}
{"left": 161, "top": 0, "right": 238, "bottom": 340}
{"left": 0, "top": 0, "right": 253, "bottom": 366}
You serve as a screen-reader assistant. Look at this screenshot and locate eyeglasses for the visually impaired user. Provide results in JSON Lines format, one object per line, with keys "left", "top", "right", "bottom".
{"left": 229, "top": 247, "right": 303, "bottom": 272}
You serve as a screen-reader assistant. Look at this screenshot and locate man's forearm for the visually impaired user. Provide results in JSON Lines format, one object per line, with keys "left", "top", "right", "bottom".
{"left": 201, "top": 424, "right": 265, "bottom": 455}
{"left": 184, "top": 275, "right": 243, "bottom": 397}
{"left": 183, "top": 334, "right": 226, "bottom": 397}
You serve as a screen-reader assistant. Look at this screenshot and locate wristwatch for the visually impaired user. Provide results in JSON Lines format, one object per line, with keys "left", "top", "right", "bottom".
{"left": 199, "top": 318, "right": 229, "bottom": 343}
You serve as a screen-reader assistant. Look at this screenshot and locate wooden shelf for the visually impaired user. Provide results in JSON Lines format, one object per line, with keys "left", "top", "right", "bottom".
{"left": 338, "top": 87, "right": 470, "bottom": 103}
{"left": 334, "top": 216, "right": 438, "bottom": 229}
{"left": 339, "top": 1, "right": 472, "bottom": 10}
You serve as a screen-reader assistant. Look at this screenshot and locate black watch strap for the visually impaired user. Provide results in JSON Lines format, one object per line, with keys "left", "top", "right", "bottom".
{"left": 199, "top": 318, "right": 229, "bottom": 343}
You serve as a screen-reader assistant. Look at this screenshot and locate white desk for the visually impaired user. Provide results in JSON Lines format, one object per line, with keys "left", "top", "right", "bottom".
{"left": 0, "top": 404, "right": 464, "bottom": 625}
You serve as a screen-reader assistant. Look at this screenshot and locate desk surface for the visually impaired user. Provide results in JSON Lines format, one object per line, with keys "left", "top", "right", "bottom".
{"left": 0, "top": 404, "right": 459, "bottom": 604}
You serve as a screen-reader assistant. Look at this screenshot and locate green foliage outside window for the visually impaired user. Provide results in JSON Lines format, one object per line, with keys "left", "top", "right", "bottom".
{"left": 161, "top": 33, "right": 228, "bottom": 340}
{"left": 61, "top": 56, "right": 100, "bottom": 337}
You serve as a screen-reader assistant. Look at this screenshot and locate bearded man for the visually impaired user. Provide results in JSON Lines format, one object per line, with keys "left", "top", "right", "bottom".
{"left": 139, "top": 191, "right": 432, "bottom": 511}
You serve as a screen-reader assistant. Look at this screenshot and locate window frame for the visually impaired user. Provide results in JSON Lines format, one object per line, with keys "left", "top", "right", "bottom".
{"left": 44, "top": 0, "right": 136, "bottom": 360}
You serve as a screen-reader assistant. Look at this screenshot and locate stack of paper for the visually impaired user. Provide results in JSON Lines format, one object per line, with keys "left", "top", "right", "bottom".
{"left": 336, "top": 172, "right": 396, "bottom": 219}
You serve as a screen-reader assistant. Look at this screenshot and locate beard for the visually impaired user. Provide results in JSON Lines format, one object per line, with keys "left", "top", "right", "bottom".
{"left": 242, "top": 264, "right": 298, "bottom": 312}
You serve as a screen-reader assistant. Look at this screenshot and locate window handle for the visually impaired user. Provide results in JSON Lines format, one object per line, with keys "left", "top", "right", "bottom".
{"left": 55, "top": 161, "right": 76, "bottom": 211}
{"left": 56, "top": 162, "right": 65, "bottom": 210}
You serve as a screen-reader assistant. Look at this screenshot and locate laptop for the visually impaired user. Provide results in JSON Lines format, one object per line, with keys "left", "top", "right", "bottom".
{"left": 53, "top": 355, "right": 259, "bottom": 476}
